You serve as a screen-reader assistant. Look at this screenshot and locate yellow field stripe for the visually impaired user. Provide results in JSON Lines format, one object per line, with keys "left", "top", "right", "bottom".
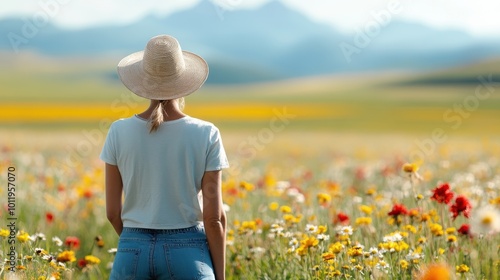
{"left": 0, "top": 103, "right": 357, "bottom": 123}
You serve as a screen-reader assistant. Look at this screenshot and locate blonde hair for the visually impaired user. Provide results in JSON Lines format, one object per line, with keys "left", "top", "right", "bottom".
{"left": 149, "top": 98, "right": 185, "bottom": 133}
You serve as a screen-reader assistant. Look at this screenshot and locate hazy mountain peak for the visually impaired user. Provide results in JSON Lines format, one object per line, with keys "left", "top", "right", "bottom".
{"left": 0, "top": 1, "right": 498, "bottom": 84}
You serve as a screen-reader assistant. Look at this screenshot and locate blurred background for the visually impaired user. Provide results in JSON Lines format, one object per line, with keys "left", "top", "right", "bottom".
{"left": 1, "top": 0, "right": 499, "bottom": 158}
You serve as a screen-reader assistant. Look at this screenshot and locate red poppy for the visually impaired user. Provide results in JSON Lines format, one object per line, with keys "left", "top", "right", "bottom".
{"left": 46, "top": 212, "right": 54, "bottom": 223}
{"left": 431, "top": 183, "right": 454, "bottom": 204}
{"left": 458, "top": 224, "right": 470, "bottom": 236}
{"left": 388, "top": 204, "right": 408, "bottom": 217}
{"left": 227, "top": 187, "right": 238, "bottom": 196}
{"left": 335, "top": 212, "right": 350, "bottom": 225}
{"left": 355, "top": 167, "right": 366, "bottom": 180}
{"left": 65, "top": 236, "right": 80, "bottom": 249}
{"left": 83, "top": 189, "right": 93, "bottom": 199}
{"left": 77, "top": 258, "right": 87, "bottom": 269}
{"left": 450, "top": 195, "right": 472, "bottom": 220}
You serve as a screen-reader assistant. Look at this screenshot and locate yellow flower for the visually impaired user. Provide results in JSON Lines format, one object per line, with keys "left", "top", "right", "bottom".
{"left": 490, "top": 196, "right": 500, "bottom": 205}
{"left": 399, "top": 231, "right": 409, "bottom": 238}
{"left": 446, "top": 235, "right": 457, "bottom": 243}
{"left": 404, "top": 225, "right": 417, "bottom": 234}
{"left": 17, "top": 230, "right": 31, "bottom": 243}
{"left": 420, "top": 213, "right": 431, "bottom": 222}
{"left": 379, "top": 241, "right": 409, "bottom": 252}
{"left": 416, "top": 194, "right": 424, "bottom": 200}
{"left": 56, "top": 250, "right": 76, "bottom": 263}
{"left": 280, "top": 205, "right": 292, "bottom": 213}
{"left": 238, "top": 220, "right": 257, "bottom": 234}
{"left": 322, "top": 252, "right": 336, "bottom": 261}
{"left": 355, "top": 217, "right": 372, "bottom": 225}
{"left": 317, "top": 193, "right": 332, "bottom": 204}
{"left": 429, "top": 223, "right": 444, "bottom": 236}
{"left": 366, "top": 188, "right": 376, "bottom": 196}
{"left": 317, "top": 225, "right": 327, "bottom": 234}
{"left": 296, "top": 245, "right": 307, "bottom": 256}
{"left": 438, "top": 248, "right": 446, "bottom": 255}
{"left": 402, "top": 163, "right": 419, "bottom": 173}
{"left": 239, "top": 181, "right": 254, "bottom": 191}
{"left": 329, "top": 242, "right": 344, "bottom": 254}
{"left": 301, "top": 236, "right": 319, "bottom": 248}
{"left": 418, "top": 237, "right": 427, "bottom": 244}
{"left": 85, "top": 255, "right": 101, "bottom": 265}
{"left": 283, "top": 214, "right": 301, "bottom": 224}
{"left": 445, "top": 227, "right": 456, "bottom": 235}
{"left": 428, "top": 210, "right": 440, "bottom": 221}
{"left": 400, "top": 260, "right": 409, "bottom": 270}
{"left": 331, "top": 269, "right": 342, "bottom": 276}
{"left": 0, "top": 229, "right": 10, "bottom": 237}
{"left": 347, "top": 245, "right": 363, "bottom": 257}
{"left": 269, "top": 202, "right": 279, "bottom": 211}
{"left": 456, "top": 264, "right": 470, "bottom": 273}
{"left": 338, "top": 234, "right": 351, "bottom": 245}
{"left": 359, "top": 205, "right": 373, "bottom": 215}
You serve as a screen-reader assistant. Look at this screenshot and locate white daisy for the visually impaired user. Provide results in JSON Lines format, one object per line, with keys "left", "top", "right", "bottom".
{"left": 52, "top": 236, "right": 63, "bottom": 246}
{"left": 336, "top": 225, "right": 353, "bottom": 236}
{"left": 471, "top": 205, "right": 500, "bottom": 235}
{"left": 305, "top": 224, "right": 317, "bottom": 234}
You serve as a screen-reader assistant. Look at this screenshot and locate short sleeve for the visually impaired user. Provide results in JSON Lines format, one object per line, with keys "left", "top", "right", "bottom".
{"left": 205, "top": 126, "right": 229, "bottom": 171}
{"left": 100, "top": 123, "right": 117, "bottom": 165}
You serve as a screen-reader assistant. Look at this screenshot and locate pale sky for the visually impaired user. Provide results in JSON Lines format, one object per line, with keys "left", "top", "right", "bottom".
{"left": 1, "top": 0, "right": 499, "bottom": 37}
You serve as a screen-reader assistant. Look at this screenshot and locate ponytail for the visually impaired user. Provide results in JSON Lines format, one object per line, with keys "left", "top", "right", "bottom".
{"left": 149, "top": 100, "right": 168, "bottom": 133}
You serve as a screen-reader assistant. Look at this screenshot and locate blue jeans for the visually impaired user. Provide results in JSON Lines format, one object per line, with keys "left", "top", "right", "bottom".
{"left": 110, "top": 224, "right": 215, "bottom": 280}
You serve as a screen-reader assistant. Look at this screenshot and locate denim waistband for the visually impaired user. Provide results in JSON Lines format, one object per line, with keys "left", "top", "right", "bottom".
{"left": 122, "top": 224, "right": 203, "bottom": 235}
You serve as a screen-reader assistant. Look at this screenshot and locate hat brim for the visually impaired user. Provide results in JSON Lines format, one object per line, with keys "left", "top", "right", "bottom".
{"left": 117, "top": 50, "right": 208, "bottom": 100}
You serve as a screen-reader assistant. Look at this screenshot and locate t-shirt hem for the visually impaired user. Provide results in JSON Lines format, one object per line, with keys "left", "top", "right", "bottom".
{"left": 123, "top": 221, "right": 203, "bottom": 230}
{"left": 99, "top": 155, "right": 117, "bottom": 165}
{"left": 205, "top": 163, "right": 230, "bottom": 171}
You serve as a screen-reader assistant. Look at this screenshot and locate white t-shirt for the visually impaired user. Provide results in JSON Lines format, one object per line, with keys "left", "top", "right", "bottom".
{"left": 99, "top": 115, "right": 229, "bottom": 229}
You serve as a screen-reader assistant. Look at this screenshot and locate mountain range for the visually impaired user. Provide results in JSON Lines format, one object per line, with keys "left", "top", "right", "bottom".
{"left": 1, "top": 0, "right": 499, "bottom": 84}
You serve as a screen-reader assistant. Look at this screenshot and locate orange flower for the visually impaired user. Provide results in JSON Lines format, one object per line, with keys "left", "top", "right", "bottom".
{"left": 418, "top": 263, "right": 451, "bottom": 280}
{"left": 56, "top": 250, "right": 76, "bottom": 263}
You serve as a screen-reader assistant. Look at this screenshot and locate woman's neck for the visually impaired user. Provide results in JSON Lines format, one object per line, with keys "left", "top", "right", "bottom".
{"left": 137, "top": 100, "right": 186, "bottom": 121}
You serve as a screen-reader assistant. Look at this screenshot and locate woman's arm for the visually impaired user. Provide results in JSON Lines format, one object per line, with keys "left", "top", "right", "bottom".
{"left": 201, "top": 170, "right": 226, "bottom": 280}
{"left": 105, "top": 163, "right": 123, "bottom": 235}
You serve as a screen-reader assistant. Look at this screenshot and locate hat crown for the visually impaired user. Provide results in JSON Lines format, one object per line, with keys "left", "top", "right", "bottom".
{"left": 142, "top": 35, "right": 185, "bottom": 77}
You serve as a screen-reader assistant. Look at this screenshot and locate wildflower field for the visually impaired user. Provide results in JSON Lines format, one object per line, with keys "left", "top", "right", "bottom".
{"left": 1, "top": 130, "right": 499, "bottom": 279}
{"left": 1, "top": 57, "right": 500, "bottom": 279}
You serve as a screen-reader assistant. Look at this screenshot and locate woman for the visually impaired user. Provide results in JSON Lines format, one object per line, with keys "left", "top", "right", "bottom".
{"left": 100, "top": 35, "right": 229, "bottom": 280}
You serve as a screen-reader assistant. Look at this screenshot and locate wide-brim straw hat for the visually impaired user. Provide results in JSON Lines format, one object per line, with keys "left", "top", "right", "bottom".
{"left": 117, "top": 35, "right": 208, "bottom": 100}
